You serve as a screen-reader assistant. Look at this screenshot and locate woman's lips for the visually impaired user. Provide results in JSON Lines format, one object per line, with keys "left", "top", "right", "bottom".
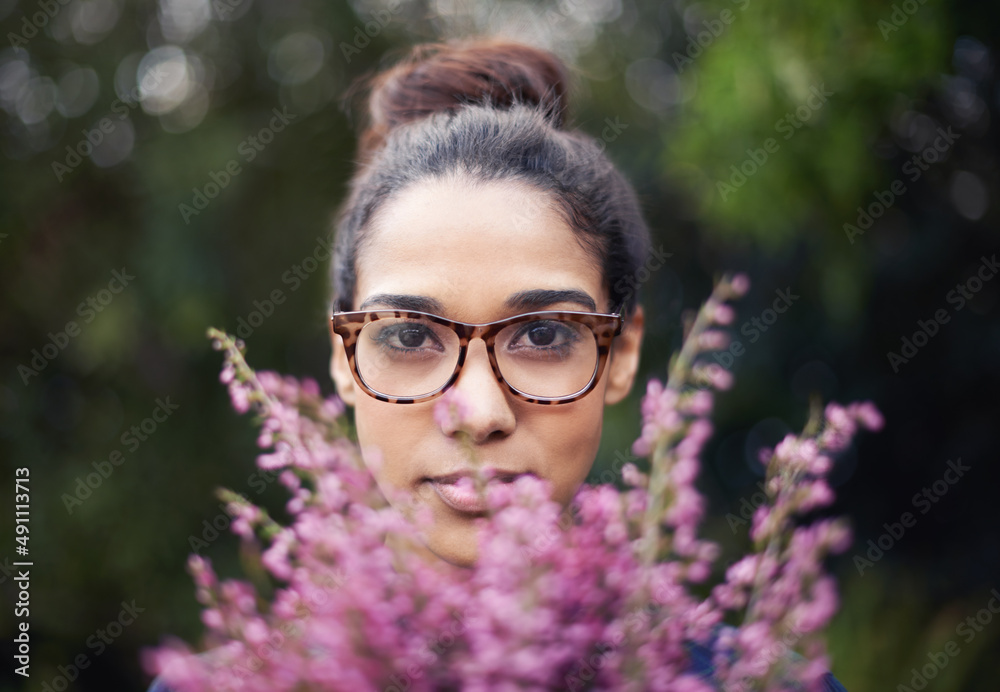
{"left": 426, "top": 471, "right": 528, "bottom": 515}
{"left": 430, "top": 477, "right": 488, "bottom": 514}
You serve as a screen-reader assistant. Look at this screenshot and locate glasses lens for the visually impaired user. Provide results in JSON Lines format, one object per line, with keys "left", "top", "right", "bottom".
{"left": 495, "top": 318, "right": 598, "bottom": 398}
{"left": 356, "top": 317, "right": 460, "bottom": 397}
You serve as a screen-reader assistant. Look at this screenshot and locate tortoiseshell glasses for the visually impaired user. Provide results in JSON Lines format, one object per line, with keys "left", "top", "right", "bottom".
{"left": 330, "top": 305, "right": 625, "bottom": 404}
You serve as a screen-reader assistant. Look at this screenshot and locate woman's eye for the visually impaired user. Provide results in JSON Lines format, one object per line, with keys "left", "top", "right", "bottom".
{"left": 396, "top": 327, "right": 428, "bottom": 348}
{"left": 510, "top": 321, "right": 578, "bottom": 351}
{"left": 374, "top": 323, "right": 443, "bottom": 352}
{"left": 526, "top": 324, "right": 557, "bottom": 346}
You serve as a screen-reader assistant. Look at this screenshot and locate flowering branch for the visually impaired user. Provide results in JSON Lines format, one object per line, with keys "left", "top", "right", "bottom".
{"left": 710, "top": 398, "right": 884, "bottom": 692}
{"left": 636, "top": 273, "right": 748, "bottom": 570}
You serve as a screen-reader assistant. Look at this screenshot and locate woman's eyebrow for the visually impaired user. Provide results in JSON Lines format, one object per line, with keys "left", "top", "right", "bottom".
{"left": 358, "top": 294, "right": 445, "bottom": 312}
{"left": 503, "top": 289, "right": 597, "bottom": 312}
{"left": 357, "top": 289, "right": 598, "bottom": 314}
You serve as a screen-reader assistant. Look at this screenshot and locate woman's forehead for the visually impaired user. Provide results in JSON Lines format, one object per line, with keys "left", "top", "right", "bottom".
{"left": 354, "top": 178, "right": 606, "bottom": 319}
{"left": 365, "top": 176, "right": 571, "bottom": 250}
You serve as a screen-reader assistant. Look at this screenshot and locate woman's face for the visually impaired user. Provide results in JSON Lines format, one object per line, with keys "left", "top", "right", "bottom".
{"left": 331, "top": 176, "right": 643, "bottom": 567}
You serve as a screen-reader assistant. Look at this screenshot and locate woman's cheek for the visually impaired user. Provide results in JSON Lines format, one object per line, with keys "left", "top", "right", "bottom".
{"left": 539, "top": 421, "right": 602, "bottom": 504}
{"left": 356, "top": 404, "right": 409, "bottom": 484}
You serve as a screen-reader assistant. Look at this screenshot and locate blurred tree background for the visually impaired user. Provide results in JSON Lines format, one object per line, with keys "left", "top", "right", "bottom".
{"left": 0, "top": 0, "right": 997, "bottom": 690}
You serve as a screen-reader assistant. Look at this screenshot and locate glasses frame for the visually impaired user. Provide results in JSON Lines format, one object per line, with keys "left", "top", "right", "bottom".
{"left": 330, "top": 304, "right": 625, "bottom": 405}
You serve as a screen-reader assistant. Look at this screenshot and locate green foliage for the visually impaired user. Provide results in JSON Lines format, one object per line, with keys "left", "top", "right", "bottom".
{"left": 664, "top": 0, "right": 950, "bottom": 246}
{"left": 828, "top": 568, "right": 1000, "bottom": 692}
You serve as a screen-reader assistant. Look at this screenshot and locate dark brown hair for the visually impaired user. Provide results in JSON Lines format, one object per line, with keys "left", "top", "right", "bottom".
{"left": 330, "top": 35, "right": 652, "bottom": 319}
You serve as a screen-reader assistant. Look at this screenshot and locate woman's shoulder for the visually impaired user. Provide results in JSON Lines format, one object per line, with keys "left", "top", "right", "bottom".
{"left": 684, "top": 624, "right": 849, "bottom": 692}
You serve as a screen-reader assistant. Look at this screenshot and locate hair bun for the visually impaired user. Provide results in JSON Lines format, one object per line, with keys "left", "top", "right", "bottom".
{"left": 346, "top": 36, "right": 571, "bottom": 163}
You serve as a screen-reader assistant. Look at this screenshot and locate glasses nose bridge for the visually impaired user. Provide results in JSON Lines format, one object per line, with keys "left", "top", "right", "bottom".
{"left": 456, "top": 322, "right": 499, "bottom": 349}
{"left": 453, "top": 322, "right": 504, "bottom": 380}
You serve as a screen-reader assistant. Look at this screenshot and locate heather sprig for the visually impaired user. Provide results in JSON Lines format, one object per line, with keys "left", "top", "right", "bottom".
{"left": 710, "top": 399, "right": 884, "bottom": 692}
{"left": 633, "top": 273, "right": 749, "bottom": 572}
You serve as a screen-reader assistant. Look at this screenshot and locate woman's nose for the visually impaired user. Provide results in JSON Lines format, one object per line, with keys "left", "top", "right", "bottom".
{"left": 439, "top": 338, "right": 516, "bottom": 444}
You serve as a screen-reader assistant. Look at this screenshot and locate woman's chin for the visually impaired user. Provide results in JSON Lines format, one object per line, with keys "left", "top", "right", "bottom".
{"left": 423, "top": 521, "right": 480, "bottom": 568}
{"left": 384, "top": 515, "right": 482, "bottom": 569}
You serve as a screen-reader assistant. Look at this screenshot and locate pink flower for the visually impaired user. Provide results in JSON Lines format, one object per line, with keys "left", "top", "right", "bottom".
{"left": 800, "top": 481, "right": 834, "bottom": 512}
{"left": 201, "top": 608, "right": 224, "bottom": 630}
{"left": 729, "top": 274, "right": 751, "bottom": 297}
{"left": 681, "top": 390, "right": 714, "bottom": 417}
{"left": 711, "top": 304, "right": 736, "bottom": 326}
{"left": 228, "top": 382, "right": 251, "bottom": 414}
{"left": 698, "top": 329, "right": 730, "bottom": 350}
{"left": 850, "top": 401, "right": 885, "bottom": 431}
{"left": 433, "top": 388, "right": 473, "bottom": 430}
{"left": 142, "top": 641, "right": 210, "bottom": 692}
{"left": 696, "top": 363, "right": 734, "bottom": 391}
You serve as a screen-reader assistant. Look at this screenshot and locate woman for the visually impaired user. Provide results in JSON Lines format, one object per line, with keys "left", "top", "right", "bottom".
{"left": 326, "top": 36, "right": 646, "bottom": 570}
{"left": 151, "top": 35, "right": 848, "bottom": 691}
